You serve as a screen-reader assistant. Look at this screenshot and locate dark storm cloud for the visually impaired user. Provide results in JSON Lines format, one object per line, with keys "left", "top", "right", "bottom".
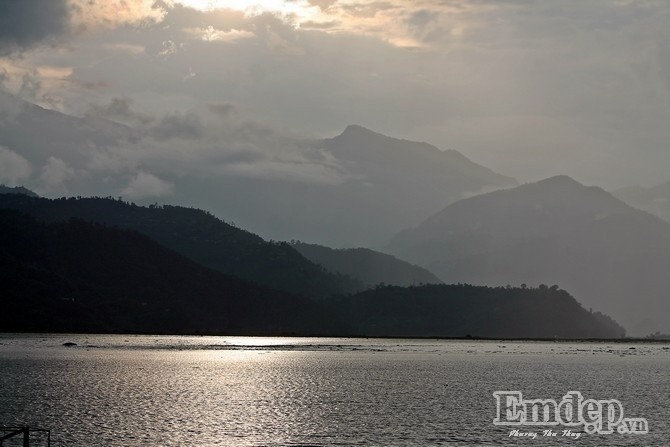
{"left": 0, "top": 0, "right": 71, "bottom": 55}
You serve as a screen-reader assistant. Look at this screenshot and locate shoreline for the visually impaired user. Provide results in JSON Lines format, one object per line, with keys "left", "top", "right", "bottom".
{"left": 2, "top": 331, "right": 669, "bottom": 344}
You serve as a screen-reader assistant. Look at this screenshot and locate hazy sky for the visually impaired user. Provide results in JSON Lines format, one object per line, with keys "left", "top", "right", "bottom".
{"left": 1, "top": 0, "right": 670, "bottom": 189}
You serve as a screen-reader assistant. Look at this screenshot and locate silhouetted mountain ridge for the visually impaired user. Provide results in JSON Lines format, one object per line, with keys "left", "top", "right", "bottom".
{"left": 291, "top": 241, "right": 441, "bottom": 287}
{"left": 0, "top": 210, "right": 340, "bottom": 334}
{"left": 0, "top": 194, "right": 364, "bottom": 298}
{"left": 330, "top": 284, "right": 625, "bottom": 338}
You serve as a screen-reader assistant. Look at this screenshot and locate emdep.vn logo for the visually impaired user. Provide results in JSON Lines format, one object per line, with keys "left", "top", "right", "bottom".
{"left": 493, "top": 391, "right": 648, "bottom": 435}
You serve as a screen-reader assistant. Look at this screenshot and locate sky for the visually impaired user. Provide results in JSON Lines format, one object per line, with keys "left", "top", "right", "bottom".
{"left": 1, "top": 0, "right": 670, "bottom": 191}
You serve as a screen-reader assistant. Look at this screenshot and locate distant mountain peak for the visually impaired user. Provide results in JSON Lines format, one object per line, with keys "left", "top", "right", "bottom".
{"left": 533, "top": 175, "right": 583, "bottom": 188}
{"left": 329, "top": 124, "right": 466, "bottom": 159}
{"left": 342, "top": 124, "right": 374, "bottom": 134}
{"left": 337, "top": 124, "right": 401, "bottom": 143}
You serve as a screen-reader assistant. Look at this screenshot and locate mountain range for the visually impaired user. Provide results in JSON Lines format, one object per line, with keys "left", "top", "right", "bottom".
{"left": 0, "top": 208, "right": 623, "bottom": 338}
{"left": 0, "top": 91, "right": 516, "bottom": 247}
{"left": 0, "top": 193, "right": 363, "bottom": 298}
{"left": 388, "top": 175, "right": 670, "bottom": 335}
{"left": 0, "top": 92, "right": 657, "bottom": 338}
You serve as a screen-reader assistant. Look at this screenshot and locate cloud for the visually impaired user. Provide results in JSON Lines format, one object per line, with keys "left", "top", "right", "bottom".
{"left": 121, "top": 171, "right": 173, "bottom": 198}
{"left": 405, "top": 9, "right": 445, "bottom": 43}
{"left": 0, "top": 146, "right": 32, "bottom": 185}
{"left": 40, "top": 156, "right": 75, "bottom": 190}
{"left": 184, "top": 26, "right": 255, "bottom": 43}
{"left": 208, "top": 103, "right": 238, "bottom": 118}
{"left": 18, "top": 70, "right": 43, "bottom": 101}
{"left": 222, "top": 156, "right": 347, "bottom": 186}
{"left": 85, "top": 97, "right": 153, "bottom": 125}
{"left": 150, "top": 111, "right": 204, "bottom": 140}
{"left": 0, "top": 67, "right": 8, "bottom": 88}
{"left": 300, "top": 20, "right": 340, "bottom": 30}
{"left": 0, "top": 0, "right": 70, "bottom": 55}
{"left": 307, "top": 0, "right": 338, "bottom": 11}
{"left": 81, "top": 103, "right": 350, "bottom": 187}
{"left": 69, "top": 0, "right": 166, "bottom": 31}
{"left": 0, "top": 0, "right": 166, "bottom": 56}
{"left": 4, "top": 0, "right": 670, "bottom": 191}
{"left": 158, "top": 39, "right": 180, "bottom": 57}
{"left": 101, "top": 43, "right": 146, "bottom": 55}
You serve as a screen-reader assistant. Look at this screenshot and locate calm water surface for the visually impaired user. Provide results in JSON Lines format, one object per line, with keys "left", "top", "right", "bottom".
{"left": 0, "top": 334, "right": 668, "bottom": 446}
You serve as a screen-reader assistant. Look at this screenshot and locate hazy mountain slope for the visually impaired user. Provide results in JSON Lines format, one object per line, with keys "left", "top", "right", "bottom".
{"left": 321, "top": 125, "right": 516, "bottom": 196}
{"left": 299, "top": 125, "right": 518, "bottom": 246}
{"left": 388, "top": 176, "right": 670, "bottom": 334}
{"left": 613, "top": 181, "right": 670, "bottom": 223}
{"left": 388, "top": 175, "right": 631, "bottom": 266}
{"left": 292, "top": 242, "right": 442, "bottom": 287}
{"left": 330, "top": 284, "right": 625, "bottom": 339}
{"left": 0, "top": 89, "right": 132, "bottom": 169}
{"left": 0, "top": 210, "right": 341, "bottom": 335}
{"left": 0, "top": 195, "right": 364, "bottom": 298}
{"left": 432, "top": 212, "right": 670, "bottom": 335}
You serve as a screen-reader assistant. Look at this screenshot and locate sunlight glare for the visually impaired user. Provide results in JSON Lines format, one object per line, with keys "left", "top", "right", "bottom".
{"left": 174, "top": 0, "right": 317, "bottom": 18}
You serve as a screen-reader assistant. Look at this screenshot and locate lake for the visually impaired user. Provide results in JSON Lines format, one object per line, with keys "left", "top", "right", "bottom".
{"left": 0, "top": 334, "right": 668, "bottom": 446}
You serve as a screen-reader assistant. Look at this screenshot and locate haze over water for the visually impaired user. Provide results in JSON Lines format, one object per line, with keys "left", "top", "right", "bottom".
{"left": 1, "top": 334, "right": 668, "bottom": 446}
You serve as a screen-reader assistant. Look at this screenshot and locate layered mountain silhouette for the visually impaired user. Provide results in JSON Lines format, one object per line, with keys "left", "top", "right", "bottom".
{"left": 291, "top": 242, "right": 441, "bottom": 287}
{"left": 614, "top": 180, "right": 670, "bottom": 224}
{"left": 305, "top": 125, "right": 517, "bottom": 245}
{"left": 388, "top": 176, "right": 670, "bottom": 335}
{"left": 0, "top": 92, "right": 516, "bottom": 246}
{"left": 0, "top": 209, "right": 623, "bottom": 338}
{"left": 0, "top": 194, "right": 363, "bottom": 298}
{"left": 0, "top": 209, "right": 340, "bottom": 334}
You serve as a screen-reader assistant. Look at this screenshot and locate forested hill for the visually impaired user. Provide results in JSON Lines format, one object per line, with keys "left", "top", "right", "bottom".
{"left": 332, "top": 284, "right": 626, "bottom": 339}
{"left": 292, "top": 242, "right": 441, "bottom": 287}
{"left": 0, "top": 185, "right": 38, "bottom": 197}
{"left": 0, "top": 209, "right": 342, "bottom": 334}
{"left": 0, "top": 195, "right": 363, "bottom": 298}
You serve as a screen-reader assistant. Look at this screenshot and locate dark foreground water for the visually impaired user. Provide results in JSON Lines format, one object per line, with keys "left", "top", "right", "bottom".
{"left": 0, "top": 335, "right": 668, "bottom": 446}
